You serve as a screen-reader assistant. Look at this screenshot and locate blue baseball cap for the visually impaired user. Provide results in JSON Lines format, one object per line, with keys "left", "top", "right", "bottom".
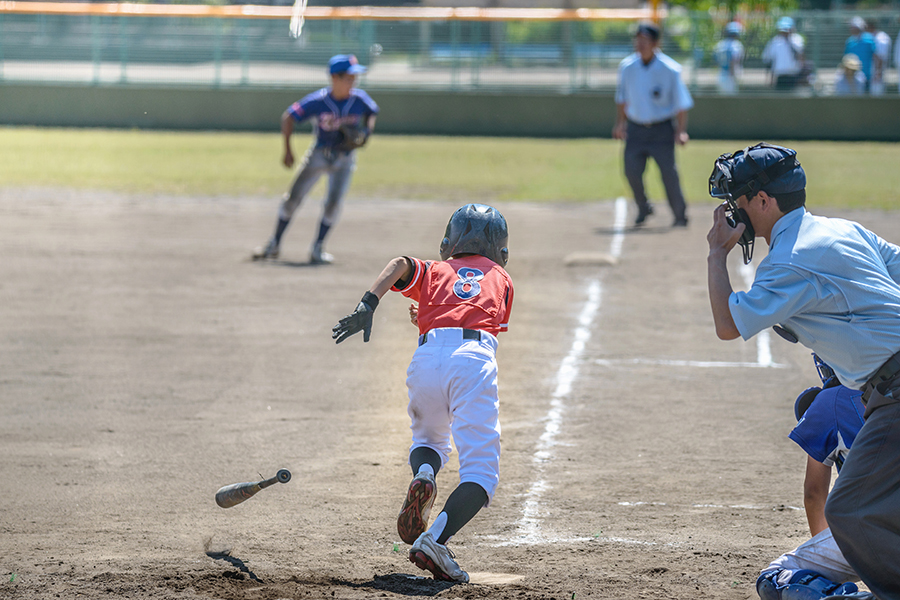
{"left": 725, "top": 21, "right": 743, "bottom": 37}
{"left": 329, "top": 54, "right": 367, "bottom": 75}
{"left": 777, "top": 17, "right": 795, "bottom": 32}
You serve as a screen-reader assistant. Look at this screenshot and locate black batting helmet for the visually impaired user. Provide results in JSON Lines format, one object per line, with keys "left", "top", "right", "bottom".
{"left": 439, "top": 204, "right": 509, "bottom": 267}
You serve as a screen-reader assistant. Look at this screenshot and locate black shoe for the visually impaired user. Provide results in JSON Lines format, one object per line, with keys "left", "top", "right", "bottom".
{"left": 673, "top": 217, "right": 689, "bottom": 227}
{"left": 634, "top": 205, "right": 654, "bottom": 226}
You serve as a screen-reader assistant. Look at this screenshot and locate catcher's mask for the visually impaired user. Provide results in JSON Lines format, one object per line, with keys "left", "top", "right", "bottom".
{"left": 440, "top": 204, "right": 509, "bottom": 267}
{"left": 708, "top": 142, "right": 804, "bottom": 264}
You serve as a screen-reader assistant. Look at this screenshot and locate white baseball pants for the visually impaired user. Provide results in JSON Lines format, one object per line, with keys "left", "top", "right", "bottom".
{"left": 405, "top": 328, "right": 501, "bottom": 502}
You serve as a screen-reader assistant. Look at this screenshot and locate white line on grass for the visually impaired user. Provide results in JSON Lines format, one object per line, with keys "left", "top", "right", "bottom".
{"left": 510, "top": 197, "right": 627, "bottom": 545}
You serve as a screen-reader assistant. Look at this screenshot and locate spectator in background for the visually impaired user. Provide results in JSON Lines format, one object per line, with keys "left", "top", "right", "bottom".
{"left": 714, "top": 21, "right": 744, "bottom": 95}
{"left": 762, "top": 17, "right": 805, "bottom": 91}
{"left": 834, "top": 54, "right": 866, "bottom": 96}
{"left": 867, "top": 18, "right": 891, "bottom": 96}
{"left": 844, "top": 16, "right": 876, "bottom": 93}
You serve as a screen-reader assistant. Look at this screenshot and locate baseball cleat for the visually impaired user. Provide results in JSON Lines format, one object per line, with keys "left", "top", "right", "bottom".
{"left": 409, "top": 531, "right": 468, "bottom": 583}
{"left": 397, "top": 472, "right": 436, "bottom": 544}
{"left": 252, "top": 239, "right": 280, "bottom": 261}
{"left": 310, "top": 244, "right": 334, "bottom": 265}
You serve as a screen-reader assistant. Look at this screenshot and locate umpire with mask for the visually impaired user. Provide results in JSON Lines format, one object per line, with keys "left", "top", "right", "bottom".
{"left": 706, "top": 142, "right": 900, "bottom": 600}
{"left": 613, "top": 22, "right": 692, "bottom": 228}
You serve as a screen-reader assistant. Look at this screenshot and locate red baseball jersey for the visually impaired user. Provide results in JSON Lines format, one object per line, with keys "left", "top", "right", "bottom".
{"left": 393, "top": 255, "right": 514, "bottom": 337}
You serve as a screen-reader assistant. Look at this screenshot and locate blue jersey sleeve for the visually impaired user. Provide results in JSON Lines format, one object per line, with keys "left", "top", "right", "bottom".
{"left": 286, "top": 88, "right": 328, "bottom": 123}
{"left": 788, "top": 386, "right": 865, "bottom": 470}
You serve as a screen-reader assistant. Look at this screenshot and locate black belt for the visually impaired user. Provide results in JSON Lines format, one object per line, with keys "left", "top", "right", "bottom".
{"left": 418, "top": 329, "right": 481, "bottom": 346}
{"left": 866, "top": 350, "right": 900, "bottom": 388}
{"left": 628, "top": 118, "right": 672, "bottom": 128}
{"left": 861, "top": 349, "right": 900, "bottom": 417}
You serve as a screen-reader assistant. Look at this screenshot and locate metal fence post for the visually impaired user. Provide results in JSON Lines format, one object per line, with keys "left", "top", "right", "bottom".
{"left": 472, "top": 20, "right": 481, "bottom": 88}
{"left": 811, "top": 12, "right": 821, "bottom": 96}
{"left": 119, "top": 16, "right": 129, "bottom": 84}
{"left": 451, "top": 19, "right": 460, "bottom": 90}
{"left": 0, "top": 14, "right": 4, "bottom": 82}
{"left": 240, "top": 18, "right": 249, "bottom": 86}
{"left": 332, "top": 19, "right": 341, "bottom": 56}
{"left": 214, "top": 18, "right": 223, "bottom": 88}
{"left": 565, "top": 20, "right": 576, "bottom": 92}
{"left": 91, "top": 15, "right": 102, "bottom": 85}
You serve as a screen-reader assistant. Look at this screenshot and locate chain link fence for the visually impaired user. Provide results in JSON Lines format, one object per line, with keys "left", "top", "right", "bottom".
{"left": 1, "top": 6, "right": 898, "bottom": 94}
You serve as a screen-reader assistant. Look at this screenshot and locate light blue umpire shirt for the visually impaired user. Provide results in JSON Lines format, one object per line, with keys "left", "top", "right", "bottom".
{"left": 615, "top": 51, "right": 694, "bottom": 125}
{"left": 729, "top": 208, "right": 900, "bottom": 389}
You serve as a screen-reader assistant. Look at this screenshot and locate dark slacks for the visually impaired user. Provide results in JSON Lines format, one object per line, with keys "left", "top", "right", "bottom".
{"left": 623, "top": 120, "right": 687, "bottom": 222}
{"left": 825, "top": 395, "right": 900, "bottom": 600}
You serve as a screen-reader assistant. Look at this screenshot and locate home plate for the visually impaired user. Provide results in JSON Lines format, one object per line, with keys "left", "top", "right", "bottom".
{"left": 563, "top": 252, "right": 617, "bottom": 267}
{"left": 467, "top": 572, "right": 525, "bottom": 584}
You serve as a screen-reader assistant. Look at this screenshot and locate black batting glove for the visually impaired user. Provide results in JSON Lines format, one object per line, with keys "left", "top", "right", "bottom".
{"left": 332, "top": 291, "right": 380, "bottom": 344}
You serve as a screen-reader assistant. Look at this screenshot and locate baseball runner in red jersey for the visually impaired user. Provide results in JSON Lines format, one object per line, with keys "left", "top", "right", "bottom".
{"left": 333, "top": 204, "right": 513, "bottom": 583}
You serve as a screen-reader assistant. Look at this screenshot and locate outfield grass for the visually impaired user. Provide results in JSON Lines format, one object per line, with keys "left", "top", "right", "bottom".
{"left": 2, "top": 127, "right": 898, "bottom": 209}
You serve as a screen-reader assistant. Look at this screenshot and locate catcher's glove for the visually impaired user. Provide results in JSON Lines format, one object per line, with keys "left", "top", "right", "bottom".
{"left": 333, "top": 291, "right": 379, "bottom": 343}
{"left": 337, "top": 124, "right": 370, "bottom": 152}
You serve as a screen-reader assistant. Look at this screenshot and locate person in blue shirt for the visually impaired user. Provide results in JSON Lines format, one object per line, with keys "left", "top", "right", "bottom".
{"left": 844, "top": 16, "right": 876, "bottom": 93}
{"left": 253, "top": 54, "right": 379, "bottom": 264}
{"left": 706, "top": 142, "right": 900, "bottom": 600}
{"left": 613, "top": 22, "right": 693, "bottom": 228}
{"left": 756, "top": 355, "right": 864, "bottom": 600}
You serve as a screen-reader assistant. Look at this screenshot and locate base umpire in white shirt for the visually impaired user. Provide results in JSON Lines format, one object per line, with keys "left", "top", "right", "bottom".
{"left": 613, "top": 22, "right": 693, "bottom": 228}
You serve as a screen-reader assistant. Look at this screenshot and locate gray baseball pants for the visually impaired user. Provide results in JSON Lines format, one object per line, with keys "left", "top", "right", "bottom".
{"left": 623, "top": 120, "right": 687, "bottom": 222}
{"left": 825, "top": 393, "right": 900, "bottom": 600}
{"left": 278, "top": 146, "right": 357, "bottom": 228}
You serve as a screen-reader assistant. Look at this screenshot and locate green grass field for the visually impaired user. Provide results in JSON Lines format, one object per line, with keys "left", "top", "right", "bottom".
{"left": 2, "top": 127, "right": 898, "bottom": 209}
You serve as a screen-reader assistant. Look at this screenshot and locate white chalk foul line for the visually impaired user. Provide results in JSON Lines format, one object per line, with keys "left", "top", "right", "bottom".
{"left": 511, "top": 198, "right": 628, "bottom": 544}
{"left": 740, "top": 261, "right": 777, "bottom": 367}
{"left": 594, "top": 253, "right": 783, "bottom": 371}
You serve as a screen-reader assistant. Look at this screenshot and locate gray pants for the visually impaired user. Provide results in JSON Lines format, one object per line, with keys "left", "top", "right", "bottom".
{"left": 278, "top": 146, "right": 357, "bottom": 228}
{"left": 825, "top": 391, "right": 900, "bottom": 600}
{"left": 623, "top": 120, "right": 687, "bottom": 221}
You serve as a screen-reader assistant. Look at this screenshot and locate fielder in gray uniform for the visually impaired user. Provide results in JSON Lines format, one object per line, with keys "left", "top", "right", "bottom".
{"left": 613, "top": 22, "right": 693, "bottom": 228}
{"left": 253, "top": 54, "right": 379, "bottom": 264}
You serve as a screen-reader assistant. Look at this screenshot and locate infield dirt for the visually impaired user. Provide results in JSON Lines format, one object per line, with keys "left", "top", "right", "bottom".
{"left": 1, "top": 189, "right": 886, "bottom": 599}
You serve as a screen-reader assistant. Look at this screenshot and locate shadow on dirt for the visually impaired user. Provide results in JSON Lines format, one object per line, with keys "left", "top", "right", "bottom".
{"left": 249, "top": 258, "right": 329, "bottom": 268}
{"left": 205, "top": 551, "right": 262, "bottom": 583}
{"left": 325, "top": 573, "right": 458, "bottom": 596}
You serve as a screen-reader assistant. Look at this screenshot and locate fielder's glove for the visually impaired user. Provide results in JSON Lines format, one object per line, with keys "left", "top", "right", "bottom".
{"left": 333, "top": 291, "right": 379, "bottom": 344}
{"left": 337, "top": 124, "right": 370, "bottom": 152}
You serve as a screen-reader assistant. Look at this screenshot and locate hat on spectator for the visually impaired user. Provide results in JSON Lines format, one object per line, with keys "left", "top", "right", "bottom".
{"left": 849, "top": 16, "right": 866, "bottom": 31}
{"left": 635, "top": 22, "right": 661, "bottom": 41}
{"left": 841, "top": 54, "right": 862, "bottom": 71}
{"left": 776, "top": 17, "right": 795, "bottom": 32}
{"left": 725, "top": 21, "right": 743, "bottom": 37}
{"left": 329, "top": 54, "right": 367, "bottom": 75}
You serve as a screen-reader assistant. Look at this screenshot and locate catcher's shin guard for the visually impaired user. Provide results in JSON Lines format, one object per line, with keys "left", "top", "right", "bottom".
{"left": 757, "top": 570, "right": 858, "bottom": 600}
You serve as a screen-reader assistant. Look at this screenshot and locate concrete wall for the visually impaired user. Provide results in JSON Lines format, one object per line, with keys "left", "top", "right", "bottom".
{"left": 1, "top": 82, "right": 899, "bottom": 140}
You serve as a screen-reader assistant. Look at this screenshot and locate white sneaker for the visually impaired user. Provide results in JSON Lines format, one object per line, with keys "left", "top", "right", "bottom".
{"left": 310, "top": 244, "right": 334, "bottom": 265}
{"left": 252, "top": 239, "right": 279, "bottom": 261}
{"left": 409, "top": 531, "right": 469, "bottom": 583}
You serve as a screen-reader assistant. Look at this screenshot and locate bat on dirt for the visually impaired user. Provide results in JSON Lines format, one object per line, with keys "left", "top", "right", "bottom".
{"left": 215, "top": 469, "right": 291, "bottom": 508}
